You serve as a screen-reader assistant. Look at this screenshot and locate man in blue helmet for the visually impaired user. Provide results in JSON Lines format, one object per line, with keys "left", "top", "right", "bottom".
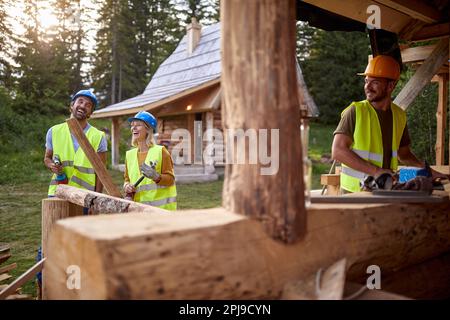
{"left": 43, "top": 90, "right": 108, "bottom": 196}
{"left": 38, "top": 90, "right": 108, "bottom": 297}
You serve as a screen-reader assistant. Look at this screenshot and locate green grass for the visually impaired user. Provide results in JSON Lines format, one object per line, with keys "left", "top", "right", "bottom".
{"left": 0, "top": 169, "right": 224, "bottom": 298}
{"left": 309, "top": 122, "right": 335, "bottom": 189}
{"left": 0, "top": 122, "right": 335, "bottom": 299}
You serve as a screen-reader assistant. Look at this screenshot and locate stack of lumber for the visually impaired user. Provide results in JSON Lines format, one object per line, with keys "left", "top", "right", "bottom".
{"left": 0, "top": 245, "right": 33, "bottom": 300}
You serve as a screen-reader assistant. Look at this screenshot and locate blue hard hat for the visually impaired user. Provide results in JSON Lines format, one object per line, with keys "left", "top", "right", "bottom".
{"left": 71, "top": 90, "right": 98, "bottom": 110}
{"left": 128, "top": 111, "right": 157, "bottom": 131}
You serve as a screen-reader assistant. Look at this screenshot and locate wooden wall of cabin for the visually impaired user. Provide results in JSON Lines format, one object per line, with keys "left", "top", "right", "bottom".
{"left": 156, "top": 107, "right": 225, "bottom": 167}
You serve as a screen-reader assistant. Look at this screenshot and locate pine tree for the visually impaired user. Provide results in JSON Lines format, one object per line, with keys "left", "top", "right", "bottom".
{"left": 0, "top": 0, "right": 13, "bottom": 87}
{"left": 14, "top": 0, "right": 67, "bottom": 114}
{"left": 174, "top": 0, "right": 220, "bottom": 25}
{"left": 301, "top": 30, "right": 370, "bottom": 124}
{"left": 92, "top": 0, "right": 184, "bottom": 107}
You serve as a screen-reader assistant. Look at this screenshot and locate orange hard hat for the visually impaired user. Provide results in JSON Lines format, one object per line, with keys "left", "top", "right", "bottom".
{"left": 358, "top": 55, "right": 400, "bottom": 80}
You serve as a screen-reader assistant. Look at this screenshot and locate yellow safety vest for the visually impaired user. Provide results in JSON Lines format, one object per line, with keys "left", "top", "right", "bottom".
{"left": 126, "top": 145, "right": 177, "bottom": 210}
{"left": 340, "top": 100, "right": 406, "bottom": 193}
{"left": 48, "top": 123, "right": 104, "bottom": 196}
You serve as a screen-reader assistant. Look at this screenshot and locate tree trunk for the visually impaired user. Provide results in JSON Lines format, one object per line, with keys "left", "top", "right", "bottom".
{"left": 221, "top": 0, "right": 306, "bottom": 243}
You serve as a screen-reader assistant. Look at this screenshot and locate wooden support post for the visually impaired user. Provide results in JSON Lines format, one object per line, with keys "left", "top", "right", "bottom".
{"left": 66, "top": 118, "right": 121, "bottom": 197}
{"left": 221, "top": 0, "right": 306, "bottom": 243}
{"left": 394, "top": 38, "right": 449, "bottom": 110}
{"left": 41, "top": 198, "right": 83, "bottom": 299}
{"left": 205, "top": 111, "right": 215, "bottom": 173}
{"left": 111, "top": 117, "right": 122, "bottom": 167}
{"left": 436, "top": 74, "right": 449, "bottom": 165}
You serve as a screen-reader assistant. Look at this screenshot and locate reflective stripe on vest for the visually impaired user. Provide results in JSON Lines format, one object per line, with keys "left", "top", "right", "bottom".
{"left": 126, "top": 145, "right": 177, "bottom": 210}
{"left": 340, "top": 100, "right": 406, "bottom": 193}
{"left": 48, "top": 123, "right": 104, "bottom": 196}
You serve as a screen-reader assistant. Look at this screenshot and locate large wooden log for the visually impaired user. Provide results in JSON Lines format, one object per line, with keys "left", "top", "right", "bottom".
{"left": 45, "top": 202, "right": 450, "bottom": 299}
{"left": 221, "top": 0, "right": 306, "bottom": 243}
{"left": 55, "top": 184, "right": 167, "bottom": 214}
{"left": 42, "top": 198, "right": 83, "bottom": 299}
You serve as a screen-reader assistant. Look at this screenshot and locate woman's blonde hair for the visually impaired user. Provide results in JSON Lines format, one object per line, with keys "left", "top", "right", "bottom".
{"left": 131, "top": 120, "right": 155, "bottom": 148}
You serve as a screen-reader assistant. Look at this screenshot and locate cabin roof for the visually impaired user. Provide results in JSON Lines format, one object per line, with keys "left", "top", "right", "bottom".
{"left": 93, "top": 22, "right": 319, "bottom": 119}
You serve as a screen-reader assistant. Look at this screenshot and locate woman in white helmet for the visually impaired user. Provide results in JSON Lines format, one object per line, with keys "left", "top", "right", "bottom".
{"left": 123, "top": 111, "right": 177, "bottom": 210}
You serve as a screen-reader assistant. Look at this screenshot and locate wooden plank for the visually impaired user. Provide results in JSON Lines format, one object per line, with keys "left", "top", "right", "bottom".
{"left": 44, "top": 200, "right": 450, "bottom": 299}
{"left": 436, "top": 74, "right": 449, "bottom": 165}
{"left": 282, "top": 258, "right": 347, "bottom": 300}
{"left": 222, "top": 0, "right": 306, "bottom": 243}
{"left": 394, "top": 38, "right": 449, "bottom": 110}
{"left": 0, "top": 274, "right": 12, "bottom": 283}
{"left": 111, "top": 117, "right": 122, "bottom": 167}
{"left": 0, "top": 245, "right": 9, "bottom": 254}
{"left": 411, "top": 23, "right": 450, "bottom": 42}
{"left": 0, "top": 263, "right": 17, "bottom": 275}
{"left": 374, "top": 0, "right": 441, "bottom": 24}
{"left": 66, "top": 118, "right": 121, "bottom": 197}
{"left": 320, "top": 174, "right": 340, "bottom": 186}
{"left": 311, "top": 194, "right": 448, "bottom": 203}
{"left": 55, "top": 184, "right": 167, "bottom": 214}
{"left": 0, "top": 253, "right": 11, "bottom": 265}
{"left": 401, "top": 44, "right": 436, "bottom": 63}
{"left": 303, "top": 0, "right": 412, "bottom": 34}
{"left": 41, "top": 198, "right": 83, "bottom": 299}
{"left": 0, "top": 259, "right": 45, "bottom": 300}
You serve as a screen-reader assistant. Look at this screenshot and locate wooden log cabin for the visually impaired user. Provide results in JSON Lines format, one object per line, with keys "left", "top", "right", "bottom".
{"left": 91, "top": 19, "right": 319, "bottom": 183}
{"left": 41, "top": 0, "right": 450, "bottom": 300}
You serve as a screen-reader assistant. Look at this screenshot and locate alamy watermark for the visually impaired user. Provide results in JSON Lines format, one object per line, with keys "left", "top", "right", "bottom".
{"left": 170, "top": 122, "right": 280, "bottom": 176}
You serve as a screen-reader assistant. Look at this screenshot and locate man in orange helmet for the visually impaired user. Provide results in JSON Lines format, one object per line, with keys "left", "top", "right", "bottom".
{"left": 332, "top": 55, "right": 445, "bottom": 193}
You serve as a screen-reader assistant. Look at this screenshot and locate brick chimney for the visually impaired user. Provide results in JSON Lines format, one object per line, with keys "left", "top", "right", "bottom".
{"left": 186, "top": 17, "right": 202, "bottom": 55}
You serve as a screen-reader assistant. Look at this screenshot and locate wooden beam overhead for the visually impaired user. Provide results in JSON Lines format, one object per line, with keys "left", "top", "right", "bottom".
{"left": 394, "top": 38, "right": 449, "bottom": 110}
{"left": 411, "top": 23, "right": 450, "bottom": 42}
{"left": 401, "top": 44, "right": 436, "bottom": 63}
{"left": 373, "top": 0, "right": 442, "bottom": 24}
{"left": 303, "top": 0, "right": 414, "bottom": 34}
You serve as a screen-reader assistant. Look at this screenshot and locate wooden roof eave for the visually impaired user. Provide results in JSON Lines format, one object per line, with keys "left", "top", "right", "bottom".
{"left": 91, "top": 78, "right": 220, "bottom": 119}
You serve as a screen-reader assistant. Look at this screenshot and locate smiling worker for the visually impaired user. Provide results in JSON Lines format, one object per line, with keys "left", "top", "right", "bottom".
{"left": 123, "top": 111, "right": 177, "bottom": 210}
{"left": 332, "top": 55, "right": 445, "bottom": 193}
{"left": 44, "top": 89, "right": 107, "bottom": 197}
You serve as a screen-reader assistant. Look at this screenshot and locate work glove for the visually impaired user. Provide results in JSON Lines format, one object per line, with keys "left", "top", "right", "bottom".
{"left": 140, "top": 161, "right": 161, "bottom": 182}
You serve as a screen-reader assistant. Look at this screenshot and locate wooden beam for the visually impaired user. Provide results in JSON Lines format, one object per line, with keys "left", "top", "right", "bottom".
{"left": 55, "top": 184, "right": 167, "bottom": 214}
{"left": 303, "top": 0, "right": 412, "bottom": 34}
{"left": 373, "top": 0, "right": 441, "bottom": 24}
{"left": 394, "top": 38, "right": 449, "bottom": 110}
{"left": 436, "top": 74, "right": 449, "bottom": 165}
{"left": 42, "top": 198, "right": 83, "bottom": 299}
{"left": 401, "top": 44, "right": 436, "bottom": 63}
{"left": 66, "top": 118, "right": 121, "bottom": 197}
{"left": 111, "top": 117, "right": 122, "bottom": 167}
{"left": 0, "top": 259, "right": 45, "bottom": 300}
{"left": 44, "top": 201, "right": 450, "bottom": 299}
{"left": 222, "top": 0, "right": 306, "bottom": 243}
{"left": 411, "top": 23, "right": 450, "bottom": 42}
{"left": 0, "top": 263, "right": 17, "bottom": 275}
